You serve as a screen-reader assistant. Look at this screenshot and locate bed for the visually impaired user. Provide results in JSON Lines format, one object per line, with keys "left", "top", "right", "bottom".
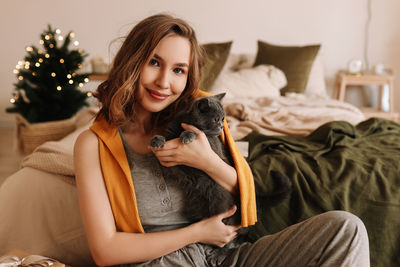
{"left": 1, "top": 40, "right": 399, "bottom": 267}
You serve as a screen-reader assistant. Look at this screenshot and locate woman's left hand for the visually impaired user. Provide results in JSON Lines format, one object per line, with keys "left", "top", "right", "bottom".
{"left": 149, "top": 123, "right": 217, "bottom": 171}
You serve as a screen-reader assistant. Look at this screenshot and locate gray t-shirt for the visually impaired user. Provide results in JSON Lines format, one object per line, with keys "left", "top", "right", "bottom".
{"left": 119, "top": 129, "right": 190, "bottom": 232}
{"left": 118, "top": 129, "right": 237, "bottom": 266}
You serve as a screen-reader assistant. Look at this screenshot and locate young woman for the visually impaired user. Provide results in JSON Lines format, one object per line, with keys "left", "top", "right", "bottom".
{"left": 74, "top": 14, "right": 370, "bottom": 266}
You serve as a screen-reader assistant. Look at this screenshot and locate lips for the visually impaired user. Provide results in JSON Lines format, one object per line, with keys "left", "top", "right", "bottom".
{"left": 147, "top": 89, "right": 170, "bottom": 101}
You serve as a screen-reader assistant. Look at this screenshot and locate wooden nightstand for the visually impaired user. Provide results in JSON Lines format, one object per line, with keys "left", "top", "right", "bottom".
{"left": 334, "top": 69, "right": 399, "bottom": 122}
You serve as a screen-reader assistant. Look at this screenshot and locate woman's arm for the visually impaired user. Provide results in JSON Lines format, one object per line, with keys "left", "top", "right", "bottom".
{"left": 74, "top": 130, "right": 239, "bottom": 266}
{"left": 150, "top": 123, "right": 238, "bottom": 194}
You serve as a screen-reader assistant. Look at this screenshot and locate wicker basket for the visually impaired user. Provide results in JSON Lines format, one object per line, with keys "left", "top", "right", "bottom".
{"left": 15, "top": 114, "right": 77, "bottom": 155}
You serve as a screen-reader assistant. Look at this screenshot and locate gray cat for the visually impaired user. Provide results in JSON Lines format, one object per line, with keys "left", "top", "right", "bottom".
{"left": 150, "top": 93, "right": 241, "bottom": 225}
{"left": 150, "top": 93, "right": 291, "bottom": 227}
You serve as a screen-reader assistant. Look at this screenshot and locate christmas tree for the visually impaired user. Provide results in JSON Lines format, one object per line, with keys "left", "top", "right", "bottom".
{"left": 6, "top": 25, "right": 90, "bottom": 123}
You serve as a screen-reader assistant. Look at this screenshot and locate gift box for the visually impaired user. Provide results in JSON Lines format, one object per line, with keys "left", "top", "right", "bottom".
{"left": 0, "top": 249, "right": 67, "bottom": 267}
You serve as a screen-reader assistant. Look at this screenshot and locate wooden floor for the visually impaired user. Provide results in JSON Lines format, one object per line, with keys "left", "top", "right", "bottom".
{"left": 0, "top": 125, "right": 23, "bottom": 186}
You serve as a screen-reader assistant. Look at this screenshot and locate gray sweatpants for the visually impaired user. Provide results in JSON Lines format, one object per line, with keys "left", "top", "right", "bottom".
{"left": 223, "top": 210, "right": 370, "bottom": 267}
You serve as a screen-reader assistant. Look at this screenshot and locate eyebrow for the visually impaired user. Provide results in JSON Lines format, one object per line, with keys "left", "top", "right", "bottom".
{"left": 153, "top": 53, "right": 189, "bottom": 68}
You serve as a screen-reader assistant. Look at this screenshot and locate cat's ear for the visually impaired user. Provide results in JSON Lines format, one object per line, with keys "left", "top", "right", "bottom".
{"left": 214, "top": 93, "right": 226, "bottom": 101}
{"left": 197, "top": 98, "right": 210, "bottom": 113}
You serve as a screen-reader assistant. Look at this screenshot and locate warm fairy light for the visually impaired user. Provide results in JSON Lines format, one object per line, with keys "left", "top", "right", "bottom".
{"left": 59, "top": 58, "right": 64, "bottom": 63}
{"left": 69, "top": 80, "right": 73, "bottom": 84}
{"left": 38, "top": 50, "right": 43, "bottom": 54}
{"left": 45, "top": 53, "right": 50, "bottom": 58}
{"left": 87, "top": 92, "right": 92, "bottom": 97}
{"left": 73, "top": 41, "right": 79, "bottom": 46}
{"left": 57, "top": 86, "right": 62, "bottom": 91}
{"left": 10, "top": 98, "right": 16, "bottom": 104}
{"left": 45, "top": 35, "right": 50, "bottom": 40}
{"left": 32, "top": 72, "right": 36, "bottom": 76}
{"left": 77, "top": 64, "right": 82, "bottom": 69}
{"left": 56, "top": 29, "right": 61, "bottom": 34}
{"left": 49, "top": 43, "right": 54, "bottom": 48}
{"left": 67, "top": 74, "right": 72, "bottom": 79}
{"left": 51, "top": 72, "right": 56, "bottom": 77}
{"left": 58, "top": 36, "right": 63, "bottom": 41}
{"left": 78, "top": 49, "right": 83, "bottom": 54}
{"left": 39, "top": 40, "right": 44, "bottom": 45}
{"left": 78, "top": 83, "right": 83, "bottom": 87}
{"left": 70, "top": 32, "right": 75, "bottom": 38}
{"left": 17, "top": 61, "right": 23, "bottom": 65}
{"left": 38, "top": 58, "right": 43, "bottom": 63}
{"left": 84, "top": 78, "right": 89, "bottom": 82}
{"left": 18, "top": 76, "right": 23, "bottom": 80}
{"left": 26, "top": 46, "right": 33, "bottom": 52}
{"left": 13, "top": 69, "right": 19, "bottom": 74}
{"left": 72, "top": 72, "right": 77, "bottom": 77}
{"left": 24, "top": 65, "right": 29, "bottom": 69}
{"left": 35, "top": 62, "right": 40, "bottom": 67}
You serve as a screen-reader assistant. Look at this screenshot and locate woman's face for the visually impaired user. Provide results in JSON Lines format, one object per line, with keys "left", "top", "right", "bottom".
{"left": 137, "top": 34, "right": 191, "bottom": 115}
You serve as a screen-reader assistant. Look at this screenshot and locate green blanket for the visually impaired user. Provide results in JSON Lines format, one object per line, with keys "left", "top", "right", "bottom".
{"left": 244, "top": 118, "right": 400, "bottom": 267}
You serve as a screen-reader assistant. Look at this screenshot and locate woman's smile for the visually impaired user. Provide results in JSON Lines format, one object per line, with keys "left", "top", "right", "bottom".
{"left": 146, "top": 88, "right": 170, "bottom": 101}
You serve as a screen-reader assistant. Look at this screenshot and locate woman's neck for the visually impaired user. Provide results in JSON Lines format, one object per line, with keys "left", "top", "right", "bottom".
{"left": 121, "top": 109, "right": 153, "bottom": 135}
{"left": 120, "top": 111, "right": 155, "bottom": 155}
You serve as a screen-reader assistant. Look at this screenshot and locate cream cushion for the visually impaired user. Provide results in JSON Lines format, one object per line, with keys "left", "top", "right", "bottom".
{"left": 209, "top": 64, "right": 287, "bottom": 99}
{"left": 221, "top": 52, "right": 328, "bottom": 98}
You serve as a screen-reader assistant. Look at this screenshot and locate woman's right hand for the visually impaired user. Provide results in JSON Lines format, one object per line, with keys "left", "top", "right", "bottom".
{"left": 191, "top": 205, "right": 241, "bottom": 248}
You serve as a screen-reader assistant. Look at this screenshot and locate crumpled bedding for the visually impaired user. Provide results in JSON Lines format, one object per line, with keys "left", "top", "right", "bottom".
{"left": 223, "top": 93, "right": 365, "bottom": 139}
{"left": 244, "top": 118, "right": 400, "bottom": 267}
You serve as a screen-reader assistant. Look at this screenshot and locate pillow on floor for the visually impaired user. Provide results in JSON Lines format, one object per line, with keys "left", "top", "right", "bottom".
{"left": 254, "top": 41, "right": 320, "bottom": 96}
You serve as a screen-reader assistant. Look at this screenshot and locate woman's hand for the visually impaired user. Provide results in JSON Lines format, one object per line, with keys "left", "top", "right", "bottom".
{"left": 191, "top": 206, "right": 241, "bottom": 248}
{"left": 149, "top": 123, "right": 217, "bottom": 170}
{"left": 149, "top": 123, "right": 238, "bottom": 193}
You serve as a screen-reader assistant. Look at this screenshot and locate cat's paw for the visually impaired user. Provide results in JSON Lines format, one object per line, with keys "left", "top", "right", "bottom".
{"left": 150, "top": 135, "right": 166, "bottom": 148}
{"left": 180, "top": 130, "right": 197, "bottom": 144}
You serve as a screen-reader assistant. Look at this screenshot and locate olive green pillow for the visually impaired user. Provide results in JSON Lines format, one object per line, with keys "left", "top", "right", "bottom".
{"left": 200, "top": 41, "right": 232, "bottom": 91}
{"left": 254, "top": 41, "right": 320, "bottom": 95}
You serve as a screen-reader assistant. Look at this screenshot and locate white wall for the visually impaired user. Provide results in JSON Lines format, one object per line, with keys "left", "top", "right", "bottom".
{"left": 1, "top": 0, "right": 399, "bottom": 125}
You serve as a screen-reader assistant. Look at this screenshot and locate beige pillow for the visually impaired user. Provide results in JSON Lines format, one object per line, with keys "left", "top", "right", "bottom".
{"left": 254, "top": 41, "right": 320, "bottom": 95}
{"left": 209, "top": 64, "right": 286, "bottom": 99}
{"left": 224, "top": 51, "right": 327, "bottom": 98}
{"left": 304, "top": 51, "right": 328, "bottom": 98}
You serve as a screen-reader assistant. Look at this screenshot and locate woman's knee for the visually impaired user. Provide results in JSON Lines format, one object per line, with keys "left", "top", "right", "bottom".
{"left": 319, "top": 210, "right": 368, "bottom": 240}
{"left": 323, "top": 210, "right": 365, "bottom": 227}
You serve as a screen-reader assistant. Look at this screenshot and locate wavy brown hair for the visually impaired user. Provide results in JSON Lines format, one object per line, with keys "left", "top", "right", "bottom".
{"left": 95, "top": 13, "right": 204, "bottom": 130}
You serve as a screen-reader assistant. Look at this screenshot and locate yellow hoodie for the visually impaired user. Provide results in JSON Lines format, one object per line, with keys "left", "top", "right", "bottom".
{"left": 90, "top": 91, "right": 257, "bottom": 233}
